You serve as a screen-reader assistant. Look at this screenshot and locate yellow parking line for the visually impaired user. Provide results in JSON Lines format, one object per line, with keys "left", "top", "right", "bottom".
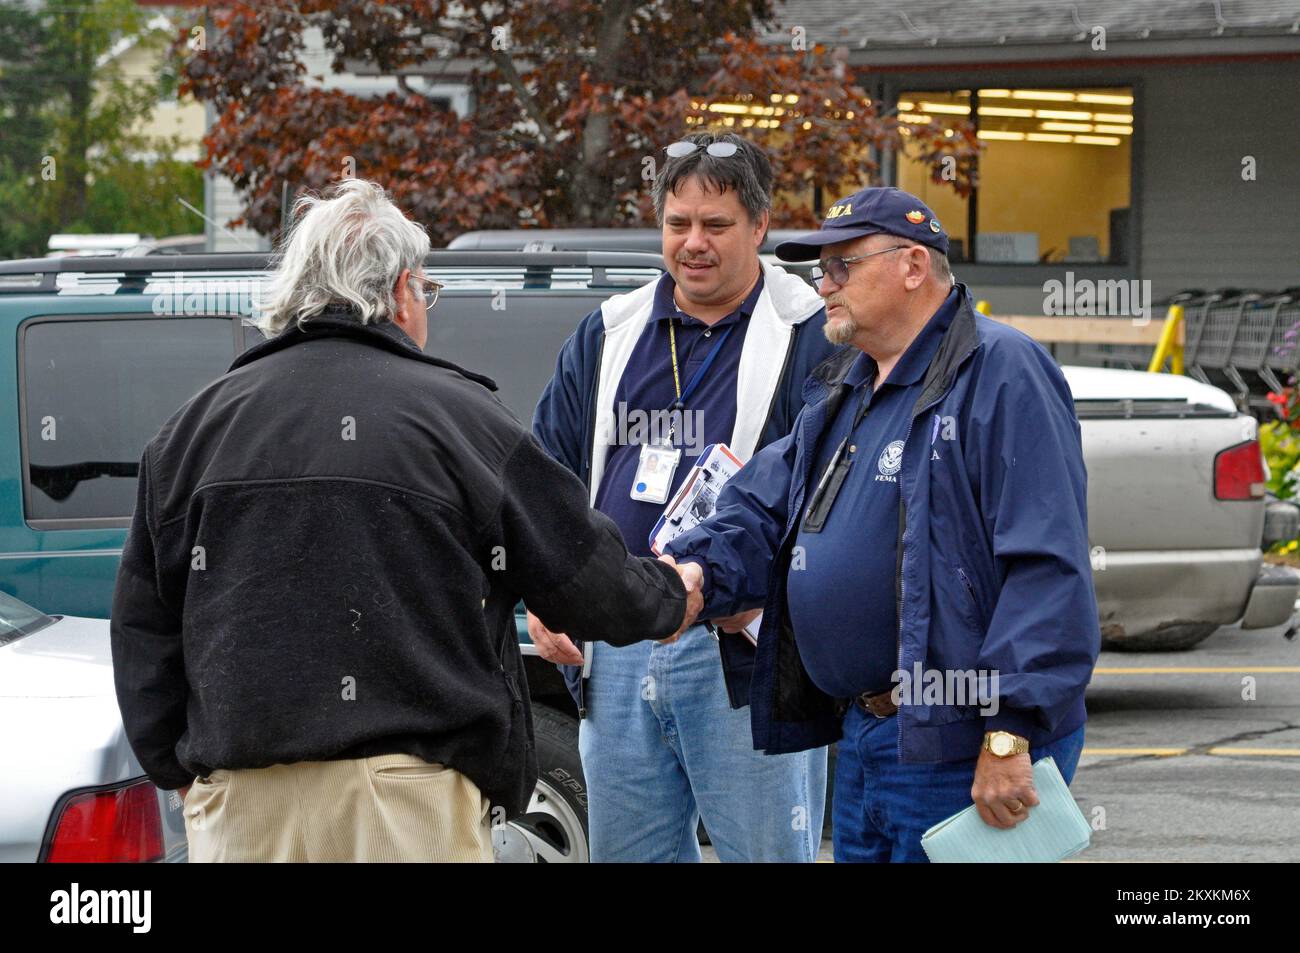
{"left": 1093, "top": 666, "right": 1300, "bottom": 674}
{"left": 1082, "top": 746, "right": 1300, "bottom": 758}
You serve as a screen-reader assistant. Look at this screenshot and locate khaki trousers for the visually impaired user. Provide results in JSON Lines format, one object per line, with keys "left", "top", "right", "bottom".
{"left": 183, "top": 754, "right": 493, "bottom": 862}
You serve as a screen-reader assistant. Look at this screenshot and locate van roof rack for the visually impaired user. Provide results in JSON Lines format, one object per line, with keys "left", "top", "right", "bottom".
{"left": 0, "top": 250, "right": 666, "bottom": 294}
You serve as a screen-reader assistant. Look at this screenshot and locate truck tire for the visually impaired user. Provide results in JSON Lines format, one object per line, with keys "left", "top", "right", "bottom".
{"left": 492, "top": 705, "right": 590, "bottom": 863}
{"left": 1102, "top": 623, "right": 1218, "bottom": 652}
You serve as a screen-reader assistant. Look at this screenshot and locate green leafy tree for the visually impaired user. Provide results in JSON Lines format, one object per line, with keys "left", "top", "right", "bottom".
{"left": 0, "top": 0, "right": 203, "bottom": 258}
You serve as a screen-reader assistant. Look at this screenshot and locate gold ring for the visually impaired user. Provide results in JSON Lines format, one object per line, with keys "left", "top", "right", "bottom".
{"left": 1007, "top": 799, "right": 1025, "bottom": 814}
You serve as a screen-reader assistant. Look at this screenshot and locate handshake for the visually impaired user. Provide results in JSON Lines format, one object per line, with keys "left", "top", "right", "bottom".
{"left": 526, "top": 554, "right": 761, "bottom": 665}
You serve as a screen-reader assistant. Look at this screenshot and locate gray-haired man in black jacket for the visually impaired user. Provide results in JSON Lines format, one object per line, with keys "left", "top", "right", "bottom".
{"left": 110, "top": 178, "right": 700, "bottom": 862}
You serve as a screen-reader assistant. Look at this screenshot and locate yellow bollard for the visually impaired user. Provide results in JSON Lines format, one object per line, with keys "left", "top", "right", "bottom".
{"left": 1147, "top": 303, "right": 1185, "bottom": 374}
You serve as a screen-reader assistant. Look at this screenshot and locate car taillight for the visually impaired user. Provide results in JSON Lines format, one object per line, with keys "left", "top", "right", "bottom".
{"left": 1214, "top": 440, "right": 1266, "bottom": 501}
{"left": 43, "top": 779, "right": 165, "bottom": 863}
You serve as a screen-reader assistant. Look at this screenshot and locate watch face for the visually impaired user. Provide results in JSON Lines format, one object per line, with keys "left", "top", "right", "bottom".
{"left": 992, "top": 734, "right": 1012, "bottom": 756}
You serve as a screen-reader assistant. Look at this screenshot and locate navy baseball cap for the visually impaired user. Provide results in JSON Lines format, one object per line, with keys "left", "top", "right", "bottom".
{"left": 774, "top": 186, "right": 949, "bottom": 261}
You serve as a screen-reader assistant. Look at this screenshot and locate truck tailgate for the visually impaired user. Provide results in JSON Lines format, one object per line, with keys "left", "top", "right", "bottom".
{"left": 1077, "top": 402, "right": 1262, "bottom": 553}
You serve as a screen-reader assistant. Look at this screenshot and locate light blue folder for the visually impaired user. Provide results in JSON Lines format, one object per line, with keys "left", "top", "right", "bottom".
{"left": 920, "top": 757, "right": 1091, "bottom": 863}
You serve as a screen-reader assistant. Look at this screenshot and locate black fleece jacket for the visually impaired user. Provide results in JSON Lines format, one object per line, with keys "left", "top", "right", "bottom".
{"left": 109, "top": 307, "right": 686, "bottom": 817}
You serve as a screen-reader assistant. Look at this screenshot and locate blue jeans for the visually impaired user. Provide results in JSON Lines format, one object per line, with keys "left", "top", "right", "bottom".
{"left": 833, "top": 705, "right": 1086, "bottom": 863}
{"left": 578, "top": 624, "right": 827, "bottom": 862}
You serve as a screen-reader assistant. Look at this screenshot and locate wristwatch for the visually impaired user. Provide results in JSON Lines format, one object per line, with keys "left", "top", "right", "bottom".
{"left": 983, "top": 730, "right": 1030, "bottom": 757}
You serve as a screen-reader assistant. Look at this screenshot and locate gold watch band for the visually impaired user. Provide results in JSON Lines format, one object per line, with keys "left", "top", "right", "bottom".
{"left": 983, "top": 730, "right": 1030, "bottom": 757}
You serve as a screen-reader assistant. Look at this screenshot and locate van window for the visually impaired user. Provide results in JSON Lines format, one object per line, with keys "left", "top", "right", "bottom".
{"left": 22, "top": 317, "right": 235, "bottom": 525}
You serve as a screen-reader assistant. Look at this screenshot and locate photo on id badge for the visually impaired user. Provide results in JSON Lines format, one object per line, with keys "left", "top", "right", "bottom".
{"left": 632, "top": 442, "right": 681, "bottom": 504}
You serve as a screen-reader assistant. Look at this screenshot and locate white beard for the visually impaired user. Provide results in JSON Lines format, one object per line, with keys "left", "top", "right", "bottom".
{"left": 823, "top": 313, "right": 857, "bottom": 345}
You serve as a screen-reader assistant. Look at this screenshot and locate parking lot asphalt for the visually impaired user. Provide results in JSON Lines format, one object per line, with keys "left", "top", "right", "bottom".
{"left": 1075, "top": 617, "right": 1300, "bottom": 863}
{"left": 703, "top": 616, "right": 1300, "bottom": 863}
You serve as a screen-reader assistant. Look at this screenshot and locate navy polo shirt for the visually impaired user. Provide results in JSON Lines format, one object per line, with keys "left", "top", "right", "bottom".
{"left": 786, "top": 287, "right": 959, "bottom": 698}
{"left": 593, "top": 272, "right": 761, "bottom": 557}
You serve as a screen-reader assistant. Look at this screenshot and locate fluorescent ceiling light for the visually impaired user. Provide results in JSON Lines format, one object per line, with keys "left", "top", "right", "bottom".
{"left": 1013, "top": 90, "right": 1077, "bottom": 101}
{"left": 1035, "top": 109, "right": 1093, "bottom": 120}
{"left": 1077, "top": 93, "right": 1134, "bottom": 105}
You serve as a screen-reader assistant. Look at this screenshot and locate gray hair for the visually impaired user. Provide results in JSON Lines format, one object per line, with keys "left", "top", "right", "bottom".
{"left": 651, "top": 132, "right": 772, "bottom": 227}
{"left": 256, "top": 178, "right": 430, "bottom": 336}
{"left": 930, "top": 249, "right": 953, "bottom": 285}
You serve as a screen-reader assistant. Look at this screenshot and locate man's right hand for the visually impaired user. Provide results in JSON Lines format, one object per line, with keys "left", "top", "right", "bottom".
{"left": 526, "top": 610, "right": 585, "bottom": 666}
{"left": 658, "top": 554, "right": 705, "bottom": 643}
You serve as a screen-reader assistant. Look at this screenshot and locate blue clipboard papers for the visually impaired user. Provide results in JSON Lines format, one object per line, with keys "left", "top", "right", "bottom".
{"left": 919, "top": 756, "right": 1092, "bottom": 863}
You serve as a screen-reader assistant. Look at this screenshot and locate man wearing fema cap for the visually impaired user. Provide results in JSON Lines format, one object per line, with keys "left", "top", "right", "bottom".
{"left": 663, "top": 185, "right": 1100, "bottom": 861}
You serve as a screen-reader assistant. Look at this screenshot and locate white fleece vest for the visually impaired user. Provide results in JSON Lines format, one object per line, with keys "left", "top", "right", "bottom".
{"left": 588, "top": 260, "right": 825, "bottom": 503}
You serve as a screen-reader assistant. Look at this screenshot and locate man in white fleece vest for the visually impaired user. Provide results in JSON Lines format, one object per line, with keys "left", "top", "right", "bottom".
{"left": 530, "top": 133, "right": 836, "bottom": 862}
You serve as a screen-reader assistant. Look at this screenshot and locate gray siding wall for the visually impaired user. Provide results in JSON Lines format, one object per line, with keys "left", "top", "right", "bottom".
{"left": 1138, "top": 58, "right": 1300, "bottom": 300}
{"left": 206, "top": 174, "right": 268, "bottom": 253}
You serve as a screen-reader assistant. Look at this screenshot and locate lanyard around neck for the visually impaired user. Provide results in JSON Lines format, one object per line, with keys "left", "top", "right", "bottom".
{"left": 668, "top": 318, "right": 735, "bottom": 412}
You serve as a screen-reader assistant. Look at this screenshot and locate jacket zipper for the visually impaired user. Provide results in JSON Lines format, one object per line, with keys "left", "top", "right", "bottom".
{"left": 894, "top": 344, "right": 980, "bottom": 756}
{"left": 575, "top": 336, "right": 606, "bottom": 719}
{"left": 582, "top": 337, "right": 606, "bottom": 490}
{"left": 894, "top": 416, "right": 914, "bottom": 755}
{"left": 759, "top": 327, "right": 799, "bottom": 438}
{"left": 957, "top": 566, "right": 978, "bottom": 604}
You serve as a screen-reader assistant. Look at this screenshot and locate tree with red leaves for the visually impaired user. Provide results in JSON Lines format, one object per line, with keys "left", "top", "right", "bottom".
{"left": 181, "top": 0, "right": 975, "bottom": 244}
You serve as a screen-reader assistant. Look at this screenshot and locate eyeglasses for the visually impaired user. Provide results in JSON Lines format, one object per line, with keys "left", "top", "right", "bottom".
{"left": 810, "top": 245, "right": 913, "bottom": 289}
{"left": 408, "top": 274, "right": 444, "bottom": 311}
{"left": 665, "top": 140, "right": 739, "bottom": 159}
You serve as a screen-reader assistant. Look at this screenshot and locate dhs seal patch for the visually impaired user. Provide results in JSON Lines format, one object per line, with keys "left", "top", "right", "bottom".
{"left": 876, "top": 439, "right": 904, "bottom": 481}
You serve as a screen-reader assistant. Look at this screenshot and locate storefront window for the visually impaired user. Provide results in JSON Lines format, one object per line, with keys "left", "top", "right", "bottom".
{"left": 897, "top": 86, "right": 1133, "bottom": 264}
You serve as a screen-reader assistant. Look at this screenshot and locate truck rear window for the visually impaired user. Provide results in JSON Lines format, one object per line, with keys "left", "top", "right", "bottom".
{"left": 21, "top": 316, "right": 236, "bottom": 526}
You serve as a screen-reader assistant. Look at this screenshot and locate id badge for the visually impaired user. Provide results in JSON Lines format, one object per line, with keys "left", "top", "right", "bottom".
{"left": 631, "top": 443, "right": 681, "bottom": 504}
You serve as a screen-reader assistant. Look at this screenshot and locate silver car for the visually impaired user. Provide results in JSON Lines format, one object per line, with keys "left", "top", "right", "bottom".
{"left": 0, "top": 592, "right": 187, "bottom": 862}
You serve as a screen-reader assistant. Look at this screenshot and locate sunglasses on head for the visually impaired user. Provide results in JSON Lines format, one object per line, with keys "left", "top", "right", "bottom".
{"left": 810, "top": 245, "right": 913, "bottom": 288}
{"left": 665, "top": 140, "right": 740, "bottom": 159}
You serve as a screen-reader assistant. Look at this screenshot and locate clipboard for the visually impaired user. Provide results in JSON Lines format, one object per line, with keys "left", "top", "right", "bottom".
{"left": 648, "top": 443, "right": 743, "bottom": 556}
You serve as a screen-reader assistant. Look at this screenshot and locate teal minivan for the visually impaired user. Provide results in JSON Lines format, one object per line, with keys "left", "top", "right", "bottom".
{"left": 0, "top": 251, "right": 662, "bottom": 617}
{"left": 0, "top": 265, "right": 256, "bottom": 617}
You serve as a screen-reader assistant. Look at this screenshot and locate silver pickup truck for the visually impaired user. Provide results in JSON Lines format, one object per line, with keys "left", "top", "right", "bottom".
{"left": 1064, "top": 364, "right": 1297, "bottom": 650}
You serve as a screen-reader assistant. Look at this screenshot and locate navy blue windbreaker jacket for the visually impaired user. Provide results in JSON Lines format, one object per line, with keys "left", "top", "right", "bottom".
{"left": 665, "top": 282, "right": 1100, "bottom": 760}
{"left": 531, "top": 264, "right": 836, "bottom": 715}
